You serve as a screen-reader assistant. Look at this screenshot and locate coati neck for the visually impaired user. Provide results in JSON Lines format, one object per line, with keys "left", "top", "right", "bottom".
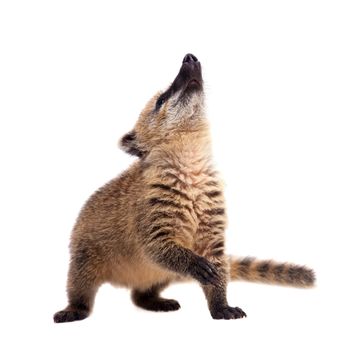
{"left": 142, "top": 124, "right": 214, "bottom": 186}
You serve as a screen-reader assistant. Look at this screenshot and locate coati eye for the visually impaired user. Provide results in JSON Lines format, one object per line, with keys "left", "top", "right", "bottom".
{"left": 156, "top": 96, "right": 165, "bottom": 109}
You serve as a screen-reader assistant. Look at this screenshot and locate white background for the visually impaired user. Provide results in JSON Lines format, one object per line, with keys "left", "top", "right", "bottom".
{"left": 1, "top": 0, "right": 349, "bottom": 349}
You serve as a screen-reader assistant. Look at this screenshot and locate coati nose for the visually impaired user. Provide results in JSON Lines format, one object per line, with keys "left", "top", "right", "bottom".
{"left": 183, "top": 53, "right": 198, "bottom": 63}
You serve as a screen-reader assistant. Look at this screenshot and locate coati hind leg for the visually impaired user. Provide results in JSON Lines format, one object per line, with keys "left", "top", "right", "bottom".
{"left": 53, "top": 290, "right": 96, "bottom": 323}
{"left": 54, "top": 245, "right": 101, "bottom": 323}
{"left": 131, "top": 282, "right": 180, "bottom": 312}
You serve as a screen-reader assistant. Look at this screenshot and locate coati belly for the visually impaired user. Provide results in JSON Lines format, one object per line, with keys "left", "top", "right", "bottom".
{"left": 107, "top": 253, "right": 178, "bottom": 290}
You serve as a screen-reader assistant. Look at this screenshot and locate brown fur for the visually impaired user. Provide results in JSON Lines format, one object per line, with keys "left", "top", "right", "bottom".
{"left": 229, "top": 257, "right": 315, "bottom": 287}
{"left": 54, "top": 54, "right": 315, "bottom": 323}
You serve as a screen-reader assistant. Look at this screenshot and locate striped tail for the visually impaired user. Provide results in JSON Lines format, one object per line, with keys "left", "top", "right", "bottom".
{"left": 229, "top": 256, "right": 315, "bottom": 287}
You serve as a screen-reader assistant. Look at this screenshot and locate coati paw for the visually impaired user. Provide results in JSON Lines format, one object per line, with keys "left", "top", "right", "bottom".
{"left": 189, "top": 256, "right": 220, "bottom": 286}
{"left": 133, "top": 296, "right": 181, "bottom": 312}
{"left": 210, "top": 306, "right": 247, "bottom": 320}
{"left": 149, "top": 298, "right": 181, "bottom": 312}
{"left": 53, "top": 309, "right": 89, "bottom": 323}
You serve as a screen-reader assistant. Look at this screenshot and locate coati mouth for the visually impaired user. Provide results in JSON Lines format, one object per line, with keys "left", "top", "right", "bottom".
{"left": 187, "top": 78, "right": 201, "bottom": 89}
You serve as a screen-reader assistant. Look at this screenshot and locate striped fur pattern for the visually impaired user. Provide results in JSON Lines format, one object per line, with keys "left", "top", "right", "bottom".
{"left": 229, "top": 257, "right": 315, "bottom": 287}
{"left": 53, "top": 54, "right": 315, "bottom": 323}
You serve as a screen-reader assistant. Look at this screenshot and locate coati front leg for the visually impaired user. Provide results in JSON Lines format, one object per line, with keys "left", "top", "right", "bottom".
{"left": 131, "top": 282, "right": 180, "bottom": 312}
{"left": 201, "top": 261, "right": 246, "bottom": 320}
{"left": 196, "top": 207, "right": 247, "bottom": 320}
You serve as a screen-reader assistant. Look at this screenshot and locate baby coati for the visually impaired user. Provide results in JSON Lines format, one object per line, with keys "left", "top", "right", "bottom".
{"left": 54, "top": 53, "right": 315, "bottom": 323}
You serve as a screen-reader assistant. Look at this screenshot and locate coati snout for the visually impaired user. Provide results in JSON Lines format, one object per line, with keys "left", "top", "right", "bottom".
{"left": 156, "top": 53, "right": 203, "bottom": 106}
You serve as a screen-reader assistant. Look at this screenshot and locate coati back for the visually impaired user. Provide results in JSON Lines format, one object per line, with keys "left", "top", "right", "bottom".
{"left": 54, "top": 54, "right": 315, "bottom": 323}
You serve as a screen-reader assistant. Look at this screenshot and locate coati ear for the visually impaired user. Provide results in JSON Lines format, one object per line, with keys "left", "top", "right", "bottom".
{"left": 119, "top": 130, "right": 144, "bottom": 157}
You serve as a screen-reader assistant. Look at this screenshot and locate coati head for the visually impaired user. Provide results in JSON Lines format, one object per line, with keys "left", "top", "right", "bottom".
{"left": 120, "top": 54, "right": 206, "bottom": 158}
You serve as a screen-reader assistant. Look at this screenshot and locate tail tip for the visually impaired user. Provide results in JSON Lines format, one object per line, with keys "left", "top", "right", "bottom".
{"left": 294, "top": 265, "right": 316, "bottom": 288}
